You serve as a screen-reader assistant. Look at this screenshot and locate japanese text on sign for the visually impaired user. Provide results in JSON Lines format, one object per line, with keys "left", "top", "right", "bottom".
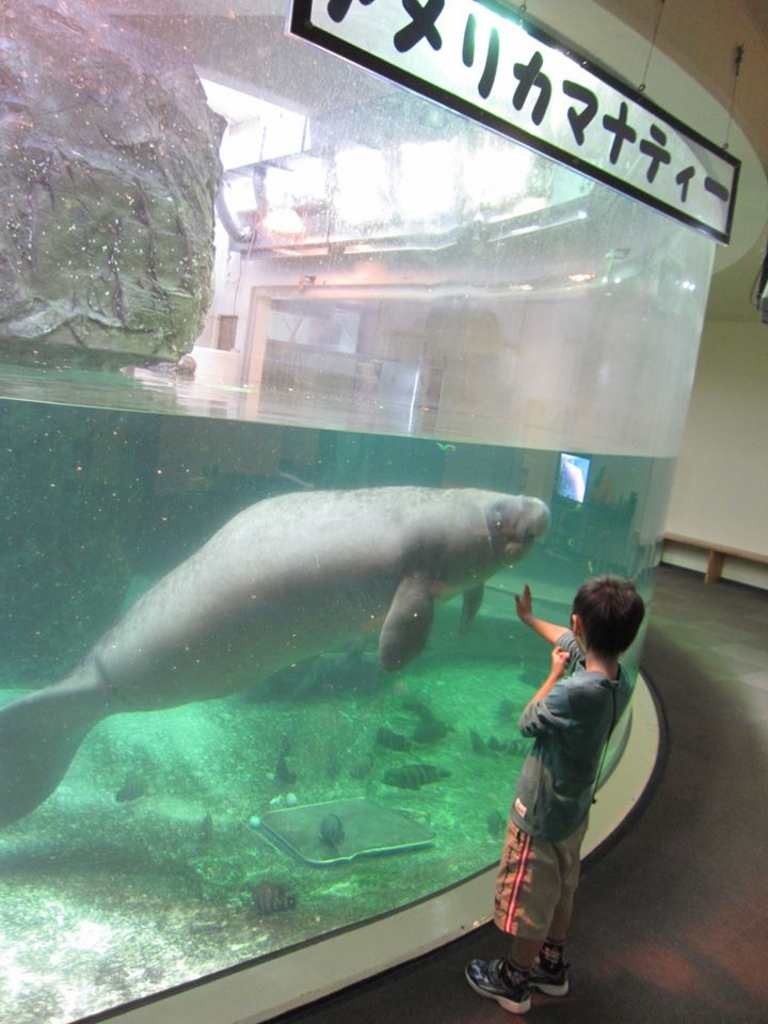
{"left": 288, "top": 0, "right": 739, "bottom": 243}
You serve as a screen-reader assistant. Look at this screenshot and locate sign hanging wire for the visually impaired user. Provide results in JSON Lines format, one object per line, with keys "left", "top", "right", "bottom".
{"left": 639, "top": 0, "right": 666, "bottom": 93}
{"left": 723, "top": 44, "right": 745, "bottom": 151}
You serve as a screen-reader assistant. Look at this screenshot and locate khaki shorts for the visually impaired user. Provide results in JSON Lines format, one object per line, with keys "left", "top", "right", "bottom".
{"left": 494, "top": 816, "right": 589, "bottom": 940}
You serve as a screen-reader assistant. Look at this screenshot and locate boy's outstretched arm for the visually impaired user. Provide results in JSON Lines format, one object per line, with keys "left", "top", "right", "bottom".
{"left": 514, "top": 584, "right": 568, "bottom": 645}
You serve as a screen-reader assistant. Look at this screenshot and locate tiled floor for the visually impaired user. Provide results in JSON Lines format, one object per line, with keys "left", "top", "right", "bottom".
{"left": 277, "top": 566, "right": 768, "bottom": 1024}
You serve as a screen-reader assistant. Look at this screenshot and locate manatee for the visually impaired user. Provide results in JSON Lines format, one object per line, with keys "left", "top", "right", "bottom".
{"left": 0, "top": 486, "right": 549, "bottom": 826}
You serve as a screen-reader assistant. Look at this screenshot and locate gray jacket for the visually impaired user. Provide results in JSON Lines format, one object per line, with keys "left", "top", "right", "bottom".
{"left": 509, "top": 631, "right": 633, "bottom": 842}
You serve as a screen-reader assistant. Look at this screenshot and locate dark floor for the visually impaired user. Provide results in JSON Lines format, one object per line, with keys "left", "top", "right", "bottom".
{"left": 276, "top": 565, "right": 768, "bottom": 1023}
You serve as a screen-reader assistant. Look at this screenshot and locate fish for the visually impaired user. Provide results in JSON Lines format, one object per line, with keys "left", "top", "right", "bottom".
{"left": 402, "top": 699, "right": 453, "bottom": 743}
{"left": 114, "top": 772, "right": 148, "bottom": 803}
{"left": 497, "top": 699, "right": 516, "bottom": 721}
{"left": 411, "top": 716, "right": 453, "bottom": 744}
{"left": 349, "top": 752, "right": 374, "bottom": 779}
{"left": 318, "top": 812, "right": 345, "bottom": 854}
{"left": 506, "top": 739, "right": 528, "bottom": 757}
{"left": 197, "top": 812, "right": 213, "bottom": 844}
{"left": 326, "top": 751, "right": 341, "bottom": 779}
{"left": 486, "top": 735, "right": 509, "bottom": 752}
{"left": 275, "top": 753, "right": 297, "bottom": 785}
{"left": 401, "top": 699, "right": 434, "bottom": 720}
{"left": 381, "top": 763, "right": 450, "bottom": 790}
{"left": 469, "top": 730, "right": 487, "bottom": 754}
{"left": 250, "top": 880, "right": 297, "bottom": 915}
{"left": 375, "top": 727, "right": 412, "bottom": 752}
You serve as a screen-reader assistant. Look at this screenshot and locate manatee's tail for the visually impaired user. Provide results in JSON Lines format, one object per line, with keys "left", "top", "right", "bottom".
{"left": 0, "top": 671, "right": 111, "bottom": 827}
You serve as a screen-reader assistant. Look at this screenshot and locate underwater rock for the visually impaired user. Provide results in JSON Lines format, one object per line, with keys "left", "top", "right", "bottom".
{"left": 120, "top": 354, "right": 198, "bottom": 381}
{"left": 244, "top": 658, "right": 320, "bottom": 703}
{"left": 268, "top": 792, "right": 298, "bottom": 809}
{"left": 247, "top": 644, "right": 386, "bottom": 703}
{"left": 381, "top": 764, "right": 451, "bottom": 790}
{"left": 1, "top": 0, "right": 222, "bottom": 362}
{"left": 318, "top": 813, "right": 345, "bottom": 854}
{"left": 250, "top": 880, "right": 297, "bottom": 916}
{"left": 375, "top": 727, "right": 412, "bottom": 752}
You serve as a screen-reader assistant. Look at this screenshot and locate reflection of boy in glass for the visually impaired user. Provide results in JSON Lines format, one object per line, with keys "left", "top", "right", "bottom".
{"left": 466, "top": 577, "right": 645, "bottom": 1014}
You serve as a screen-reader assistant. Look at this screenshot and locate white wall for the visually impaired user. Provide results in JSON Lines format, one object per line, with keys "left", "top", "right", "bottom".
{"left": 664, "top": 319, "right": 768, "bottom": 587}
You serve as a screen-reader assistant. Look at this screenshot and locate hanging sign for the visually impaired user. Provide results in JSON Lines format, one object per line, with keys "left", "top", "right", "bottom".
{"left": 287, "top": 0, "right": 740, "bottom": 244}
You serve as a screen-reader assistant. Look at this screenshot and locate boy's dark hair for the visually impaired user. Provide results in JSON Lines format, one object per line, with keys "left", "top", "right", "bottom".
{"left": 572, "top": 576, "right": 645, "bottom": 656}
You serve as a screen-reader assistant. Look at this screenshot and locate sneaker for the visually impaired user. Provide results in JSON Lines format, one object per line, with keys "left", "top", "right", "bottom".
{"left": 528, "top": 957, "right": 569, "bottom": 997}
{"left": 465, "top": 958, "right": 531, "bottom": 1014}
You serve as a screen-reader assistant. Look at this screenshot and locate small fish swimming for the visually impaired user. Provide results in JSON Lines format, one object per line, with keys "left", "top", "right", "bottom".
{"left": 403, "top": 699, "right": 453, "bottom": 743}
{"left": 197, "top": 812, "right": 213, "bottom": 844}
{"left": 411, "top": 716, "right": 453, "bottom": 744}
{"left": 401, "top": 699, "right": 433, "bottom": 720}
{"left": 114, "top": 772, "right": 148, "bottom": 803}
{"left": 497, "top": 699, "right": 516, "bottom": 721}
{"left": 250, "top": 880, "right": 297, "bottom": 916}
{"left": 318, "top": 812, "right": 345, "bottom": 854}
{"left": 349, "top": 752, "right": 374, "bottom": 779}
{"left": 381, "top": 763, "right": 450, "bottom": 790}
{"left": 275, "top": 753, "right": 297, "bottom": 785}
{"left": 486, "top": 735, "right": 507, "bottom": 752}
{"left": 469, "top": 730, "right": 487, "bottom": 754}
{"left": 506, "top": 739, "right": 528, "bottom": 757}
{"left": 376, "top": 727, "right": 412, "bottom": 752}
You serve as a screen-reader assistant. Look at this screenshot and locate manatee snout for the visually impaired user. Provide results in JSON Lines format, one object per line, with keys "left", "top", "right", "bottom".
{"left": 486, "top": 496, "right": 550, "bottom": 563}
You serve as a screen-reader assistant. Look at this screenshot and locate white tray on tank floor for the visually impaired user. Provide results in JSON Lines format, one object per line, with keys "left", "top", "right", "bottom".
{"left": 255, "top": 797, "right": 435, "bottom": 865}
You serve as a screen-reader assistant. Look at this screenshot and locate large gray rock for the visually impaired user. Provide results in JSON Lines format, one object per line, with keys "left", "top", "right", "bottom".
{"left": 0, "top": 0, "right": 223, "bottom": 363}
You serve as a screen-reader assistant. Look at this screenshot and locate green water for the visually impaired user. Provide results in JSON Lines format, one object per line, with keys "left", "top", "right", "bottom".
{"left": 0, "top": 395, "right": 669, "bottom": 1024}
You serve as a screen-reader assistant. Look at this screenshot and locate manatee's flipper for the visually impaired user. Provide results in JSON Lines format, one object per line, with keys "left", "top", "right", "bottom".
{"left": 0, "top": 673, "right": 110, "bottom": 827}
{"left": 460, "top": 584, "right": 484, "bottom": 632}
{"left": 379, "top": 575, "right": 435, "bottom": 671}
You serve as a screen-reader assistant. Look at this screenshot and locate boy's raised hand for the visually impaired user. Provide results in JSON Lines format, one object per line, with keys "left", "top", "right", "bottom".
{"left": 514, "top": 583, "right": 533, "bottom": 623}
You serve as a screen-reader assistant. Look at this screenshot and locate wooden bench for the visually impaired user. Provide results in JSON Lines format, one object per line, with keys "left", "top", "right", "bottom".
{"left": 663, "top": 533, "right": 768, "bottom": 583}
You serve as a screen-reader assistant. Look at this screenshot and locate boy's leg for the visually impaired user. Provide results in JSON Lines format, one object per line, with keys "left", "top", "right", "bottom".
{"left": 465, "top": 825, "right": 557, "bottom": 1013}
{"left": 546, "top": 814, "right": 587, "bottom": 941}
{"left": 528, "top": 819, "right": 588, "bottom": 997}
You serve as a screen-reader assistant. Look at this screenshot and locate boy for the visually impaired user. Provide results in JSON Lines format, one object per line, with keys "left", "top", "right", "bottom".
{"left": 465, "top": 575, "right": 645, "bottom": 1014}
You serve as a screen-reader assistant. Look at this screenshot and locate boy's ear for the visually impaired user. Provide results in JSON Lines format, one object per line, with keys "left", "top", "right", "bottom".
{"left": 571, "top": 613, "right": 585, "bottom": 639}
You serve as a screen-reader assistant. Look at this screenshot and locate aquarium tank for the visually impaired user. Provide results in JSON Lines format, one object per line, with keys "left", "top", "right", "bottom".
{"left": 0, "top": 2, "right": 728, "bottom": 1023}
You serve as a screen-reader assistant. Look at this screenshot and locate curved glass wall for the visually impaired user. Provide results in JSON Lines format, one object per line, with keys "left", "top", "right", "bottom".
{"left": 0, "top": 4, "right": 715, "bottom": 1023}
